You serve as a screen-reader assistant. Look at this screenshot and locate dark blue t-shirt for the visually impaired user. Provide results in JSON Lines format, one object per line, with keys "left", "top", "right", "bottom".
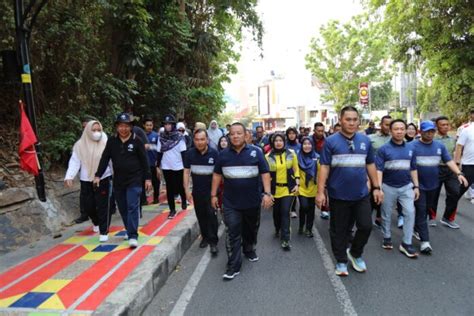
{"left": 146, "top": 131, "right": 159, "bottom": 167}
{"left": 409, "top": 139, "right": 451, "bottom": 191}
{"left": 320, "top": 132, "right": 374, "bottom": 201}
{"left": 214, "top": 144, "right": 269, "bottom": 209}
{"left": 184, "top": 147, "right": 218, "bottom": 196}
{"left": 376, "top": 139, "right": 416, "bottom": 188}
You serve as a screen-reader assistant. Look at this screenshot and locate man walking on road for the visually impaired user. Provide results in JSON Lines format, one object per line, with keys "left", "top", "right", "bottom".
{"left": 317, "top": 106, "right": 383, "bottom": 277}
{"left": 143, "top": 117, "right": 160, "bottom": 204}
{"left": 211, "top": 122, "right": 273, "bottom": 281}
{"left": 184, "top": 129, "right": 219, "bottom": 256}
{"left": 95, "top": 113, "right": 152, "bottom": 248}
{"left": 455, "top": 111, "right": 474, "bottom": 209}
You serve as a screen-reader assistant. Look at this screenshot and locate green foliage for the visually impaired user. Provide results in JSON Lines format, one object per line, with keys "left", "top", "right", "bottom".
{"left": 370, "top": 81, "right": 394, "bottom": 110}
{"left": 0, "top": 0, "right": 262, "bottom": 165}
{"left": 366, "top": 0, "right": 474, "bottom": 124}
{"left": 305, "top": 15, "right": 392, "bottom": 111}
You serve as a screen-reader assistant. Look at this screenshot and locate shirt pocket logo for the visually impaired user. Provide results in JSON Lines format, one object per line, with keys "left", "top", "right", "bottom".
{"left": 208, "top": 157, "right": 214, "bottom": 164}
{"left": 128, "top": 144, "right": 134, "bottom": 152}
{"left": 250, "top": 150, "right": 257, "bottom": 157}
{"left": 360, "top": 143, "right": 366, "bottom": 151}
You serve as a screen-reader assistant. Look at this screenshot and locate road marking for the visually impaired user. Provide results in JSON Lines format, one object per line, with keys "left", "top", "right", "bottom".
{"left": 312, "top": 226, "right": 358, "bottom": 316}
{"left": 170, "top": 226, "right": 225, "bottom": 316}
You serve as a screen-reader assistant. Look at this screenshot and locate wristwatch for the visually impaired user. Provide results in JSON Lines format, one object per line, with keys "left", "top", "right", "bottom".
{"left": 262, "top": 192, "right": 272, "bottom": 197}
{"left": 413, "top": 186, "right": 419, "bottom": 189}
{"left": 457, "top": 172, "right": 464, "bottom": 176}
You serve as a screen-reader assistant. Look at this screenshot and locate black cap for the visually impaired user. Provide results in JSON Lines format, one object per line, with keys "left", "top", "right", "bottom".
{"left": 115, "top": 112, "right": 133, "bottom": 124}
{"left": 162, "top": 114, "right": 176, "bottom": 124}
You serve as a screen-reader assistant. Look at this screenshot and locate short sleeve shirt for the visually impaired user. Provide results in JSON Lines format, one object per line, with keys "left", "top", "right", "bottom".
{"left": 214, "top": 144, "right": 269, "bottom": 209}
{"left": 376, "top": 140, "right": 416, "bottom": 188}
{"left": 457, "top": 125, "right": 474, "bottom": 165}
{"left": 157, "top": 139, "right": 187, "bottom": 170}
{"left": 320, "top": 132, "right": 374, "bottom": 201}
{"left": 184, "top": 147, "right": 218, "bottom": 196}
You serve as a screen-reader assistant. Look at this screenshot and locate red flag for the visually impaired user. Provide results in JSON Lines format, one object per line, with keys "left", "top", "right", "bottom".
{"left": 18, "top": 100, "right": 39, "bottom": 176}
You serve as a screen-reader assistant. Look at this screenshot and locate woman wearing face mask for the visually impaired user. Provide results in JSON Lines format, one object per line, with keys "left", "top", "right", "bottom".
{"left": 65, "top": 120, "right": 113, "bottom": 242}
{"left": 297, "top": 137, "right": 319, "bottom": 237}
{"left": 265, "top": 133, "right": 300, "bottom": 250}
{"left": 177, "top": 122, "right": 192, "bottom": 150}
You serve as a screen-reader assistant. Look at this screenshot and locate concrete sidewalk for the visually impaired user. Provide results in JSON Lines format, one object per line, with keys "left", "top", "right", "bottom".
{"left": 0, "top": 199, "right": 199, "bottom": 315}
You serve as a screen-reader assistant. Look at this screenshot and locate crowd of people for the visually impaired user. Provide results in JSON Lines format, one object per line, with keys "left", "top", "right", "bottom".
{"left": 64, "top": 107, "right": 474, "bottom": 280}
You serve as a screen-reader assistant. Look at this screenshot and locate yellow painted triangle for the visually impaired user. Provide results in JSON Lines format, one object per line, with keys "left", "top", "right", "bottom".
{"left": 0, "top": 293, "right": 25, "bottom": 307}
{"left": 38, "top": 294, "right": 65, "bottom": 310}
{"left": 83, "top": 244, "right": 97, "bottom": 251}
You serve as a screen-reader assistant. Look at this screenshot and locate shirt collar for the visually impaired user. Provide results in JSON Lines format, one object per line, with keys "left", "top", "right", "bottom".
{"left": 390, "top": 138, "right": 405, "bottom": 146}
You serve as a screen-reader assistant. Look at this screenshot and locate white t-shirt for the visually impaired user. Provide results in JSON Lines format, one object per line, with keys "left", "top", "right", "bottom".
{"left": 157, "top": 139, "right": 187, "bottom": 170}
{"left": 457, "top": 124, "right": 474, "bottom": 165}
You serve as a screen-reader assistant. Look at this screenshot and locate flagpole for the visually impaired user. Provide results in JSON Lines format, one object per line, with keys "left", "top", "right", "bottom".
{"left": 14, "top": 0, "right": 47, "bottom": 201}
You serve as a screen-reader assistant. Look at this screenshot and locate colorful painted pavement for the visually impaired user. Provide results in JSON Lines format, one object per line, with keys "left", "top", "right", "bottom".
{"left": 0, "top": 200, "right": 189, "bottom": 315}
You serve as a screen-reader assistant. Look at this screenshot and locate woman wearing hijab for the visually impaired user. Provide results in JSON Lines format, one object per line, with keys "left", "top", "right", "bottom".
{"left": 177, "top": 122, "right": 192, "bottom": 150}
{"left": 265, "top": 133, "right": 300, "bottom": 250}
{"left": 65, "top": 120, "right": 112, "bottom": 242}
{"left": 157, "top": 114, "right": 188, "bottom": 219}
{"left": 286, "top": 127, "right": 301, "bottom": 154}
{"left": 207, "top": 120, "right": 224, "bottom": 148}
{"left": 297, "top": 137, "right": 319, "bottom": 237}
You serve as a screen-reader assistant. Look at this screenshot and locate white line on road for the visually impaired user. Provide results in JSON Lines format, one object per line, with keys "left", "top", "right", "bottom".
{"left": 170, "top": 226, "right": 225, "bottom": 316}
{"left": 312, "top": 226, "right": 358, "bottom": 316}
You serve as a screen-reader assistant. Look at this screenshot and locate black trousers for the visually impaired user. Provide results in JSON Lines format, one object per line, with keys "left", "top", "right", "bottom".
{"left": 431, "top": 166, "right": 460, "bottom": 221}
{"left": 223, "top": 206, "right": 260, "bottom": 271}
{"left": 299, "top": 196, "right": 315, "bottom": 231}
{"left": 150, "top": 166, "right": 161, "bottom": 200}
{"left": 414, "top": 189, "right": 437, "bottom": 242}
{"left": 162, "top": 169, "right": 187, "bottom": 212}
{"left": 80, "top": 177, "right": 112, "bottom": 235}
{"left": 459, "top": 165, "right": 474, "bottom": 199}
{"left": 193, "top": 193, "right": 218, "bottom": 245}
{"left": 329, "top": 196, "right": 372, "bottom": 264}
{"left": 273, "top": 196, "right": 294, "bottom": 242}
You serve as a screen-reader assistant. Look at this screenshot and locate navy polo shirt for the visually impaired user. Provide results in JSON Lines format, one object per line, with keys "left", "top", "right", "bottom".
{"left": 320, "top": 132, "right": 374, "bottom": 201}
{"left": 146, "top": 131, "right": 159, "bottom": 166}
{"left": 214, "top": 144, "right": 269, "bottom": 209}
{"left": 409, "top": 139, "right": 451, "bottom": 191}
{"left": 184, "top": 147, "right": 218, "bottom": 196}
{"left": 376, "top": 139, "right": 416, "bottom": 188}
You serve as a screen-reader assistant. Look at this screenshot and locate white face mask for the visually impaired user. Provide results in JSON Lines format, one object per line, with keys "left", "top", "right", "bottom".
{"left": 91, "top": 131, "right": 102, "bottom": 141}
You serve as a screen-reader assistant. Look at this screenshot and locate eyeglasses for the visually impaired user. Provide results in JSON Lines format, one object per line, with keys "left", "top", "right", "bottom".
{"left": 178, "top": 129, "right": 185, "bottom": 132}
{"left": 347, "top": 140, "right": 355, "bottom": 152}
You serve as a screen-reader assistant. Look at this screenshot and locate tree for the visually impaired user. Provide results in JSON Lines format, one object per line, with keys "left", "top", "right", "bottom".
{"left": 305, "top": 15, "right": 391, "bottom": 111}
{"left": 370, "top": 81, "right": 394, "bottom": 110}
{"left": 366, "top": 0, "right": 474, "bottom": 124}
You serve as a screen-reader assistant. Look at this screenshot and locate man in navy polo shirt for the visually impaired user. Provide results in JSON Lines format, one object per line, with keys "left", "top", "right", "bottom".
{"left": 183, "top": 129, "right": 219, "bottom": 256}
{"left": 211, "top": 122, "right": 272, "bottom": 281}
{"left": 317, "top": 106, "right": 382, "bottom": 277}
{"left": 143, "top": 117, "right": 160, "bottom": 204}
{"left": 376, "top": 119, "right": 419, "bottom": 258}
{"left": 409, "top": 121, "right": 468, "bottom": 254}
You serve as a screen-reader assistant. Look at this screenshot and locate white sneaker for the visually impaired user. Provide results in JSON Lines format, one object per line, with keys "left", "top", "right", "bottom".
{"left": 428, "top": 219, "right": 437, "bottom": 227}
{"left": 93, "top": 226, "right": 99, "bottom": 233}
{"left": 129, "top": 238, "right": 138, "bottom": 248}
{"left": 471, "top": 198, "right": 474, "bottom": 205}
{"left": 99, "top": 235, "right": 109, "bottom": 242}
{"left": 420, "top": 241, "right": 432, "bottom": 254}
{"left": 123, "top": 234, "right": 129, "bottom": 240}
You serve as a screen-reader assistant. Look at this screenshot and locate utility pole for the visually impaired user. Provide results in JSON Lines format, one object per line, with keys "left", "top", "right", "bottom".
{"left": 14, "top": 0, "right": 48, "bottom": 201}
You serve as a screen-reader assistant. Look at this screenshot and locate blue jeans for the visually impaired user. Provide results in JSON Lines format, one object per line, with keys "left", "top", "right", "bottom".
{"left": 381, "top": 183, "right": 415, "bottom": 245}
{"left": 115, "top": 185, "right": 142, "bottom": 240}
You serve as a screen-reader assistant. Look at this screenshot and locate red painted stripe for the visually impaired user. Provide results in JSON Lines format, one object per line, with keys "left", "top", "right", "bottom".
{"left": 140, "top": 212, "right": 169, "bottom": 236}
{"left": 76, "top": 246, "right": 154, "bottom": 310}
{"left": 0, "top": 246, "right": 88, "bottom": 299}
{"left": 156, "top": 210, "right": 188, "bottom": 236}
{"left": 0, "top": 244, "right": 74, "bottom": 289}
{"left": 57, "top": 248, "right": 132, "bottom": 308}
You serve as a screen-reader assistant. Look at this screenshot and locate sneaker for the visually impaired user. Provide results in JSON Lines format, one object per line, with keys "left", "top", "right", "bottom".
{"left": 471, "top": 198, "right": 474, "bottom": 205}
{"left": 199, "top": 239, "right": 209, "bottom": 248}
{"left": 210, "top": 245, "right": 218, "bottom": 256}
{"left": 305, "top": 229, "right": 314, "bottom": 238}
{"left": 320, "top": 211, "right": 330, "bottom": 220}
{"left": 382, "top": 238, "right": 393, "bottom": 250}
{"left": 93, "top": 225, "right": 99, "bottom": 233}
{"left": 335, "top": 263, "right": 349, "bottom": 276}
{"left": 281, "top": 241, "right": 291, "bottom": 251}
{"left": 440, "top": 218, "right": 460, "bottom": 229}
{"left": 123, "top": 234, "right": 129, "bottom": 240}
{"left": 168, "top": 210, "right": 177, "bottom": 219}
{"left": 99, "top": 235, "right": 109, "bottom": 242}
{"left": 420, "top": 241, "right": 432, "bottom": 255}
{"left": 129, "top": 238, "right": 138, "bottom": 249}
{"left": 290, "top": 211, "right": 298, "bottom": 218}
{"left": 298, "top": 227, "right": 304, "bottom": 235}
{"left": 346, "top": 249, "right": 367, "bottom": 272}
{"left": 428, "top": 219, "right": 437, "bottom": 227}
{"left": 413, "top": 231, "right": 421, "bottom": 241}
{"left": 397, "top": 216, "right": 404, "bottom": 229}
{"left": 223, "top": 268, "right": 240, "bottom": 280}
{"left": 245, "top": 251, "right": 259, "bottom": 262}
{"left": 399, "top": 243, "right": 418, "bottom": 258}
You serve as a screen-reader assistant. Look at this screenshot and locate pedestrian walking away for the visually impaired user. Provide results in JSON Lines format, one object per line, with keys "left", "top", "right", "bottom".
{"left": 266, "top": 133, "right": 300, "bottom": 250}
{"left": 157, "top": 114, "right": 188, "bottom": 219}
{"left": 65, "top": 119, "right": 112, "bottom": 242}
{"left": 183, "top": 129, "right": 219, "bottom": 256}
{"left": 297, "top": 137, "right": 319, "bottom": 238}
{"left": 375, "top": 119, "right": 419, "bottom": 258}
{"left": 95, "top": 113, "right": 152, "bottom": 248}
{"left": 410, "top": 121, "right": 468, "bottom": 254}
{"left": 211, "top": 122, "right": 272, "bottom": 281}
{"left": 317, "top": 106, "right": 383, "bottom": 277}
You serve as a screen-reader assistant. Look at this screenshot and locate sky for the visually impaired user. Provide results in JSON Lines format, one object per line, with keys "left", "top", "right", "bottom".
{"left": 224, "top": 0, "right": 363, "bottom": 107}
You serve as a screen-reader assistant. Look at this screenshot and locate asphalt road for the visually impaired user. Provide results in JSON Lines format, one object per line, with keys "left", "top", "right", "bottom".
{"left": 143, "top": 191, "right": 474, "bottom": 316}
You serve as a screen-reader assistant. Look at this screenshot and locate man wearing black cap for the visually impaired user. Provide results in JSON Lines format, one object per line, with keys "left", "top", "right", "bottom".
{"left": 95, "top": 113, "right": 151, "bottom": 248}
